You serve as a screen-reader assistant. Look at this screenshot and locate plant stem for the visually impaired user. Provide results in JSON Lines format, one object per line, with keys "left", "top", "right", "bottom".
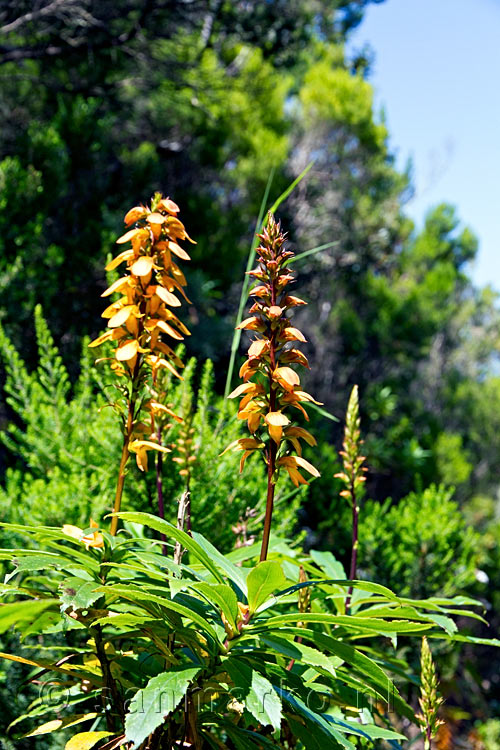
{"left": 93, "top": 623, "right": 123, "bottom": 731}
{"left": 156, "top": 425, "right": 167, "bottom": 555}
{"left": 110, "top": 375, "right": 137, "bottom": 536}
{"left": 174, "top": 490, "right": 191, "bottom": 565}
{"left": 260, "top": 444, "right": 276, "bottom": 562}
{"left": 110, "top": 436, "right": 130, "bottom": 537}
{"left": 260, "top": 270, "right": 278, "bottom": 563}
{"left": 346, "top": 477, "right": 358, "bottom": 614}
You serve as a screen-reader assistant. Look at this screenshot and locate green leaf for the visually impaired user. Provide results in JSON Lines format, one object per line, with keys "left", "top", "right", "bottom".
{"left": 189, "top": 582, "right": 238, "bottom": 631}
{"left": 324, "top": 579, "right": 400, "bottom": 602}
{"left": 225, "top": 725, "right": 280, "bottom": 749}
{"left": 434, "top": 634, "right": 500, "bottom": 647}
{"left": 328, "top": 719, "right": 406, "bottom": 741}
{"left": 95, "top": 584, "right": 221, "bottom": 644}
{"left": 224, "top": 657, "right": 282, "bottom": 731}
{"left": 357, "top": 605, "right": 457, "bottom": 635}
{"left": 0, "top": 651, "right": 103, "bottom": 685}
{"left": 309, "top": 550, "right": 346, "bottom": 579}
{"left": 59, "top": 577, "right": 101, "bottom": 612}
{"left": 305, "top": 402, "right": 339, "bottom": 422}
{"left": 124, "top": 667, "right": 200, "bottom": 748}
{"left": 287, "top": 715, "right": 325, "bottom": 750}
{"left": 191, "top": 532, "right": 248, "bottom": 594}
{"left": 251, "top": 626, "right": 413, "bottom": 720}
{"left": 283, "top": 240, "right": 339, "bottom": 267}
{"left": 258, "top": 634, "right": 334, "bottom": 674}
{"left": 114, "top": 512, "right": 224, "bottom": 583}
{"left": 253, "top": 612, "right": 432, "bottom": 634}
{"left": 90, "top": 612, "right": 158, "bottom": 629}
{"left": 247, "top": 561, "right": 286, "bottom": 614}
{"left": 3, "top": 552, "right": 83, "bottom": 583}
{"left": 277, "top": 688, "right": 354, "bottom": 749}
{"left": 0, "top": 598, "right": 59, "bottom": 636}
{"left": 23, "top": 713, "right": 99, "bottom": 737}
{"left": 65, "top": 732, "right": 113, "bottom": 750}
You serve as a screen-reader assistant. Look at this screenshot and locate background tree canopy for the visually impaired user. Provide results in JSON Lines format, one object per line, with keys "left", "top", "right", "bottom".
{"left": 2, "top": 0, "right": 498, "bottom": 504}
{"left": 1, "top": 2, "right": 500, "bottom": 741}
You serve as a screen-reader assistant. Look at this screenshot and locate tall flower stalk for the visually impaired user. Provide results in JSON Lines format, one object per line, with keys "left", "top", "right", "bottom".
{"left": 335, "top": 384, "right": 367, "bottom": 613}
{"left": 224, "top": 213, "right": 320, "bottom": 561}
{"left": 89, "top": 193, "right": 193, "bottom": 535}
{"left": 416, "top": 637, "right": 444, "bottom": 749}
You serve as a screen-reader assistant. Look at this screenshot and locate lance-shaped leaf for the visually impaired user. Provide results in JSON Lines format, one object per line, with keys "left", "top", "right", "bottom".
{"left": 59, "top": 577, "right": 102, "bottom": 612}
{"left": 247, "top": 561, "right": 286, "bottom": 614}
{"left": 224, "top": 657, "right": 282, "bottom": 732}
{"left": 0, "top": 599, "right": 59, "bottom": 636}
{"left": 124, "top": 667, "right": 200, "bottom": 748}
{"left": 23, "top": 713, "right": 99, "bottom": 738}
{"left": 113, "top": 512, "right": 225, "bottom": 584}
{"left": 65, "top": 731, "right": 114, "bottom": 750}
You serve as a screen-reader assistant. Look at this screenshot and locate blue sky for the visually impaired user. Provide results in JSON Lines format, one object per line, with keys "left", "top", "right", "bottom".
{"left": 347, "top": 0, "right": 500, "bottom": 289}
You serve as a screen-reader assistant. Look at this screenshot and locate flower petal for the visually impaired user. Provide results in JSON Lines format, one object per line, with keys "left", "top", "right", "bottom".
{"left": 155, "top": 285, "right": 181, "bottom": 307}
{"left": 146, "top": 212, "right": 166, "bottom": 224}
{"left": 265, "top": 412, "right": 290, "bottom": 427}
{"left": 228, "top": 382, "right": 255, "bottom": 399}
{"left": 105, "top": 249, "right": 134, "bottom": 271}
{"left": 248, "top": 339, "right": 268, "bottom": 358}
{"left": 116, "top": 340, "right": 139, "bottom": 361}
{"left": 117, "top": 228, "right": 144, "bottom": 244}
{"left": 281, "top": 327, "right": 307, "bottom": 343}
{"left": 156, "top": 320, "right": 184, "bottom": 340}
{"left": 108, "top": 305, "right": 136, "bottom": 329}
{"left": 124, "top": 206, "right": 147, "bottom": 225}
{"left": 130, "top": 256, "right": 155, "bottom": 277}
{"left": 294, "top": 456, "right": 320, "bottom": 477}
{"left": 101, "top": 276, "right": 131, "bottom": 298}
{"left": 168, "top": 241, "right": 191, "bottom": 261}
{"left": 273, "top": 366, "right": 300, "bottom": 391}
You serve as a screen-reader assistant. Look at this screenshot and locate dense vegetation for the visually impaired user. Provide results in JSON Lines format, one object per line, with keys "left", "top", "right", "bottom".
{"left": 1, "top": 1, "right": 499, "bottom": 747}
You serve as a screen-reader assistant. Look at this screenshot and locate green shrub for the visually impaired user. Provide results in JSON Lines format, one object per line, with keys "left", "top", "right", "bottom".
{"left": 0, "top": 307, "right": 301, "bottom": 551}
{"left": 360, "top": 484, "right": 480, "bottom": 598}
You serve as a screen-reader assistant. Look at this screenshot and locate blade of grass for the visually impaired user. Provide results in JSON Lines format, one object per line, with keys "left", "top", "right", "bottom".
{"left": 267, "top": 161, "right": 314, "bottom": 214}
{"left": 224, "top": 161, "right": 314, "bottom": 397}
{"left": 283, "top": 240, "right": 339, "bottom": 267}
{"left": 224, "top": 168, "right": 274, "bottom": 398}
{"left": 307, "top": 402, "right": 339, "bottom": 422}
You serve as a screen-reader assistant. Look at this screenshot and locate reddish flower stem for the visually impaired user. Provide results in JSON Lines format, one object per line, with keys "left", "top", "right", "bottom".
{"left": 345, "top": 476, "right": 358, "bottom": 614}
{"left": 156, "top": 426, "right": 168, "bottom": 555}
{"left": 110, "top": 373, "right": 138, "bottom": 536}
{"left": 260, "top": 268, "right": 278, "bottom": 563}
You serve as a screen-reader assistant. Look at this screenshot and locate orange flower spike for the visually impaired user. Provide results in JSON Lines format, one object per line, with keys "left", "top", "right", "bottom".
{"left": 89, "top": 192, "right": 194, "bottom": 536}
{"left": 224, "top": 212, "right": 320, "bottom": 562}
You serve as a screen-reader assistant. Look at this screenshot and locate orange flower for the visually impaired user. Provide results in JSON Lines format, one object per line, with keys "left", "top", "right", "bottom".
{"left": 224, "top": 212, "right": 321, "bottom": 486}
{"left": 90, "top": 193, "right": 194, "bottom": 535}
{"left": 62, "top": 519, "right": 104, "bottom": 550}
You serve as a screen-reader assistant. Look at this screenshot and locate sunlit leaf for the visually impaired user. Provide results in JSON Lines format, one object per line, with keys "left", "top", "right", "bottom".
{"left": 247, "top": 561, "right": 286, "bottom": 614}
{"left": 124, "top": 667, "right": 199, "bottom": 748}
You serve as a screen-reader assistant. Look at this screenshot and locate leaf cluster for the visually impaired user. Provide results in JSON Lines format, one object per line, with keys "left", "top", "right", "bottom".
{"left": 0, "top": 513, "right": 491, "bottom": 749}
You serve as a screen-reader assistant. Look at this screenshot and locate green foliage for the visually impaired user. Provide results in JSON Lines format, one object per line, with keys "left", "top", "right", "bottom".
{"left": 0, "top": 514, "right": 491, "bottom": 749}
{"left": 476, "top": 719, "right": 500, "bottom": 750}
{"left": 434, "top": 432, "right": 472, "bottom": 486}
{"left": 360, "top": 485, "right": 480, "bottom": 598}
{"left": 0, "top": 309, "right": 300, "bottom": 550}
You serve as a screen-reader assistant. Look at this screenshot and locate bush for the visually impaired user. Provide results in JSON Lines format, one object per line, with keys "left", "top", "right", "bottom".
{"left": 360, "top": 484, "right": 480, "bottom": 598}
{"left": 0, "top": 308, "right": 301, "bottom": 551}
